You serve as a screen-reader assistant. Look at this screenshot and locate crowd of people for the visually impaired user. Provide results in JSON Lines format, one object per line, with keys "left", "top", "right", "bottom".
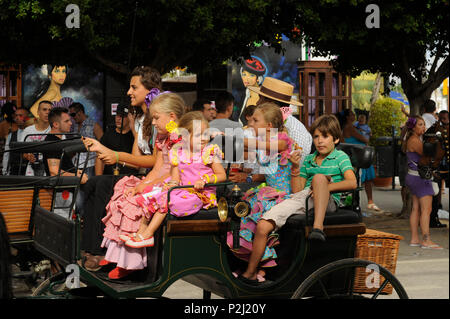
{"left": 0, "top": 65, "right": 447, "bottom": 284}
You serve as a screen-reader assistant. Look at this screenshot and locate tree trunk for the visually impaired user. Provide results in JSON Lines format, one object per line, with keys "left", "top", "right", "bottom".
{"left": 399, "top": 55, "right": 449, "bottom": 116}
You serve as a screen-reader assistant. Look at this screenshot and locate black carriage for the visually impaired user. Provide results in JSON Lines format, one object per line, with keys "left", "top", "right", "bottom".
{"left": 0, "top": 137, "right": 408, "bottom": 299}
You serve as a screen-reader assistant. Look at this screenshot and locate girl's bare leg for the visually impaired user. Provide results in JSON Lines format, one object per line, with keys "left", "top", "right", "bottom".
{"left": 419, "top": 195, "right": 438, "bottom": 246}
{"left": 242, "top": 219, "right": 275, "bottom": 280}
{"left": 140, "top": 212, "right": 167, "bottom": 239}
{"left": 409, "top": 195, "right": 420, "bottom": 244}
{"left": 135, "top": 216, "right": 150, "bottom": 236}
{"left": 311, "top": 174, "right": 330, "bottom": 230}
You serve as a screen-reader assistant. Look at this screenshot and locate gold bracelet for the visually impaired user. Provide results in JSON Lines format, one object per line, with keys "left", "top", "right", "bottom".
{"left": 211, "top": 174, "right": 218, "bottom": 183}
{"left": 202, "top": 174, "right": 210, "bottom": 183}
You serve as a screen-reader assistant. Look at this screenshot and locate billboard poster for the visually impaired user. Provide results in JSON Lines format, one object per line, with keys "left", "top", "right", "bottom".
{"left": 231, "top": 38, "right": 301, "bottom": 124}
{"left": 22, "top": 64, "right": 103, "bottom": 128}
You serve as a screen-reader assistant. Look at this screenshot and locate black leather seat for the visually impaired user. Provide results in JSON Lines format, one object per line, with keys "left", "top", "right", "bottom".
{"left": 175, "top": 206, "right": 361, "bottom": 226}
{"left": 283, "top": 208, "right": 361, "bottom": 229}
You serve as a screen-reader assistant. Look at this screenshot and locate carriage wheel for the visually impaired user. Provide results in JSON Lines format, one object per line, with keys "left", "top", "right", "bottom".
{"left": 291, "top": 258, "right": 408, "bottom": 299}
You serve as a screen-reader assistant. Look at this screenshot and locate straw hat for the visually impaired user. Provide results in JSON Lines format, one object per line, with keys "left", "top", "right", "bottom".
{"left": 248, "top": 77, "right": 302, "bottom": 106}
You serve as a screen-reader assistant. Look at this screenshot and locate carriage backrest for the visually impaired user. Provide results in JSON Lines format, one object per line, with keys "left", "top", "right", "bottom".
{"left": 0, "top": 138, "right": 85, "bottom": 242}
{"left": 336, "top": 143, "right": 375, "bottom": 169}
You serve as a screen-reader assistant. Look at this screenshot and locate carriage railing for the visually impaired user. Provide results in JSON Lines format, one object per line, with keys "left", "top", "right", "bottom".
{"left": 6, "top": 137, "right": 88, "bottom": 219}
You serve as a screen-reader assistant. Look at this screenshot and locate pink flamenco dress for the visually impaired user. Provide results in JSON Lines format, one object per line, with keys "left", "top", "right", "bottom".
{"left": 100, "top": 134, "right": 172, "bottom": 271}
{"left": 138, "top": 144, "right": 223, "bottom": 218}
{"left": 227, "top": 132, "right": 294, "bottom": 268}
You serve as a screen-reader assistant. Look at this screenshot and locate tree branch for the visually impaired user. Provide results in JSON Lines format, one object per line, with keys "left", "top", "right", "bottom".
{"left": 428, "top": 41, "right": 444, "bottom": 78}
{"left": 423, "top": 55, "right": 449, "bottom": 96}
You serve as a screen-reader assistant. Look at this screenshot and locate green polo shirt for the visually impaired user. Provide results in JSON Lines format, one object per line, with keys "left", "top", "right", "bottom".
{"left": 300, "top": 148, "right": 354, "bottom": 204}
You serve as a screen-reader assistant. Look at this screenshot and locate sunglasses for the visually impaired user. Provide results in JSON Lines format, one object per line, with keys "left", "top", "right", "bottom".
{"left": 70, "top": 112, "right": 78, "bottom": 117}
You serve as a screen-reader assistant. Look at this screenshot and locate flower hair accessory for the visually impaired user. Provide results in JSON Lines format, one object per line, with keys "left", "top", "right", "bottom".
{"left": 144, "top": 89, "right": 172, "bottom": 108}
{"left": 280, "top": 106, "right": 293, "bottom": 122}
{"left": 406, "top": 117, "right": 417, "bottom": 129}
{"left": 145, "top": 88, "right": 161, "bottom": 108}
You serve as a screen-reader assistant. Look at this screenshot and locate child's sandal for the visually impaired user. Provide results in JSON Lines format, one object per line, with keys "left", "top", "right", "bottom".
{"left": 119, "top": 233, "right": 136, "bottom": 242}
{"left": 125, "top": 234, "right": 154, "bottom": 248}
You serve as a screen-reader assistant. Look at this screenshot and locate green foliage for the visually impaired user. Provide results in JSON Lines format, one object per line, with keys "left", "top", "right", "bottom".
{"left": 0, "top": 0, "right": 296, "bottom": 76}
{"left": 292, "top": 0, "right": 449, "bottom": 115}
{"left": 368, "top": 97, "right": 407, "bottom": 146}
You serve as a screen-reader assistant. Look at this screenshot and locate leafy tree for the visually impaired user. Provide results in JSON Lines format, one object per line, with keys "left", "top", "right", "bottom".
{"left": 0, "top": 0, "right": 293, "bottom": 80}
{"left": 292, "top": 0, "right": 449, "bottom": 115}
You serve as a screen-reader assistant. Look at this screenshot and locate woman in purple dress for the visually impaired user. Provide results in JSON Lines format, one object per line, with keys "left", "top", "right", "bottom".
{"left": 403, "top": 116, "right": 443, "bottom": 249}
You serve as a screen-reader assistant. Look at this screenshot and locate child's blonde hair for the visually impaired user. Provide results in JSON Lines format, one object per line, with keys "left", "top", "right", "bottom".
{"left": 255, "top": 102, "right": 285, "bottom": 131}
{"left": 178, "top": 111, "right": 209, "bottom": 133}
{"left": 144, "top": 93, "right": 186, "bottom": 136}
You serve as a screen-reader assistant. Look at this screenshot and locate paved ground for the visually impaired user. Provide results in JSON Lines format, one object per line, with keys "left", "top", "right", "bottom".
{"left": 11, "top": 181, "right": 449, "bottom": 299}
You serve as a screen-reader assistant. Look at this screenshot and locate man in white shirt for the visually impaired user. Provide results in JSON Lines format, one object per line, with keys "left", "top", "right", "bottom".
{"left": 21, "top": 100, "right": 52, "bottom": 176}
{"left": 421, "top": 99, "right": 437, "bottom": 130}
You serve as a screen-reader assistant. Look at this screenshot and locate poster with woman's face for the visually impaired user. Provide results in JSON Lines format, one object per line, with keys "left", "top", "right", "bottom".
{"left": 231, "top": 38, "right": 301, "bottom": 122}
{"left": 22, "top": 64, "right": 104, "bottom": 127}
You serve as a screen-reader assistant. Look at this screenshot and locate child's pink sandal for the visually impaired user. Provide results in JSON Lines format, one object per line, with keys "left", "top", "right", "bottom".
{"left": 125, "top": 234, "right": 154, "bottom": 248}
{"left": 119, "top": 233, "right": 136, "bottom": 242}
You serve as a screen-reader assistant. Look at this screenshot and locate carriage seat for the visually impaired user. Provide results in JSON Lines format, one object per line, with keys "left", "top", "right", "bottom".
{"left": 166, "top": 205, "right": 363, "bottom": 236}
{"left": 337, "top": 143, "right": 375, "bottom": 169}
{"left": 283, "top": 208, "right": 361, "bottom": 229}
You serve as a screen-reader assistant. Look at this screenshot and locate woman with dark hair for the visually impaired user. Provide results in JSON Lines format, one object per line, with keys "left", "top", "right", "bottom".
{"left": 29, "top": 65, "right": 69, "bottom": 118}
{"left": 87, "top": 66, "right": 163, "bottom": 167}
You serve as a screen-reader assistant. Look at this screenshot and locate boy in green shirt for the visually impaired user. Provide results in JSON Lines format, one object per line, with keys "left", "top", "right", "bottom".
{"left": 238, "top": 114, "right": 357, "bottom": 285}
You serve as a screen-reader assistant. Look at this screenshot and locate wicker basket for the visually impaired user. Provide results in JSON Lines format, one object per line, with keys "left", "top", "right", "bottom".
{"left": 353, "top": 229, "right": 403, "bottom": 294}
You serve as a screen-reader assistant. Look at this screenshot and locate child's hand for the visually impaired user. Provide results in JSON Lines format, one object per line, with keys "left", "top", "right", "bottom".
{"left": 134, "top": 182, "right": 151, "bottom": 195}
{"left": 124, "top": 186, "right": 137, "bottom": 198}
{"left": 194, "top": 179, "right": 206, "bottom": 190}
{"left": 289, "top": 150, "right": 301, "bottom": 168}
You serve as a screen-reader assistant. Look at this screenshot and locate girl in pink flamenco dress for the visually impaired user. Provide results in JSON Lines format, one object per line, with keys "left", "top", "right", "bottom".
{"left": 123, "top": 111, "right": 227, "bottom": 250}
{"left": 99, "top": 92, "right": 186, "bottom": 280}
{"left": 99, "top": 133, "right": 173, "bottom": 279}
